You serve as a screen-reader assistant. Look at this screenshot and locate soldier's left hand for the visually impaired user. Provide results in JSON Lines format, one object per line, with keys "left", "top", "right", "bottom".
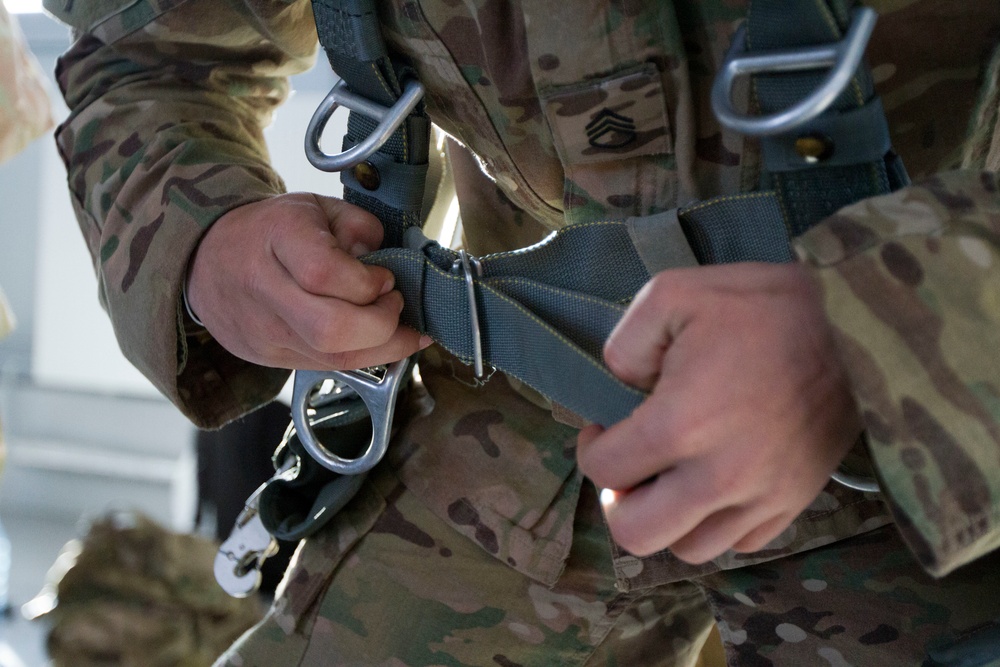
{"left": 576, "top": 262, "right": 862, "bottom": 564}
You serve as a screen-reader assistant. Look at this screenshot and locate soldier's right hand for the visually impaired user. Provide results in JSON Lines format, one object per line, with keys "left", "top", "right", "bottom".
{"left": 185, "top": 192, "right": 429, "bottom": 370}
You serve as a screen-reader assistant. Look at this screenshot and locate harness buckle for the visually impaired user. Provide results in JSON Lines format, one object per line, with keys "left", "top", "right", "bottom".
{"left": 711, "top": 7, "right": 877, "bottom": 136}
{"left": 290, "top": 359, "right": 410, "bottom": 475}
{"left": 451, "top": 250, "right": 485, "bottom": 379}
{"left": 305, "top": 78, "right": 425, "bottom": 172}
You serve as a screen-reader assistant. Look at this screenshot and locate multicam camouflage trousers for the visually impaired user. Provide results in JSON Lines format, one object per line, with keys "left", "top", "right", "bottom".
{"left": 216, "top": 465, "right": 1000, "bottom": 667}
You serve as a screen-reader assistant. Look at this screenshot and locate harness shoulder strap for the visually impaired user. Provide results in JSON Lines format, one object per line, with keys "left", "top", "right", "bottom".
{"left": 310, "top": 0, "right": 431, "bottom": 247}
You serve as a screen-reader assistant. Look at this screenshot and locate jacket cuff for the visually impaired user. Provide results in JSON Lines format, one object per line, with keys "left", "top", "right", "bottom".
{"left": 794, "top": 170, "right": 1000, "bottom": 576}
{"left": 99, "top": 165, "right": 290, "bottom": 429}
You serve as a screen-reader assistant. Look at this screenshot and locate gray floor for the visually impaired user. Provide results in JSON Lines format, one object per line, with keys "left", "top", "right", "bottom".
{"left": 0, "top": 510, "right": 79, "bottom": 667}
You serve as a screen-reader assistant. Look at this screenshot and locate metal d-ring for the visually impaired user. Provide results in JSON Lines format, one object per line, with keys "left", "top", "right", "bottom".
{"left": 452, "top": 250, "right": 485, "bottom": 378}
{"left": 711, "top": 7, "right": 877, "bottom": 136}
{"left": 305, "top": 78, "right": 425, "bottom": 173}
{"left": 290, "top": 359, "right": 409, "bottom": 475}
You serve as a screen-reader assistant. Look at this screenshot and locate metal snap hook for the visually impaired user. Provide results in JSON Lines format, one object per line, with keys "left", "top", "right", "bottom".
{"left": 711, "top": 7, "right": 877, "bottom": 136}
{"left": 213, "top": 457, "right": 297, "bottom": 597}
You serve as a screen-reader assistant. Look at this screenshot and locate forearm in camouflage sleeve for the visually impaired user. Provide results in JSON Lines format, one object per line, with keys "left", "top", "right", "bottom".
{"left": 795, "top": 170, "right": 1000, "bottom": 577}
{"left": 48, "top": 0, "right": 318, "bottom": 427}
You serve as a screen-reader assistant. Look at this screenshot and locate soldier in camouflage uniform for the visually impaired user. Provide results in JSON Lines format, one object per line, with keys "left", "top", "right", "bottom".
{"left": 43, "top": 0, "right": 1000, "bottom": 664}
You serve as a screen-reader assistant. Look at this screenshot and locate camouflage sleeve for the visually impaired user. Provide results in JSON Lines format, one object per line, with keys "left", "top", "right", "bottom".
{"left": 45, "top": 0, "right": 318, "bottom": 427}
{"left": 794, "top": 170, "right": 1000, "bottom": 577}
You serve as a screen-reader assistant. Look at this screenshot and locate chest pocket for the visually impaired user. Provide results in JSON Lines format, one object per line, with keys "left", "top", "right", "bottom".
{"left": 380, "top": 1, "right": 695, "bottom": 227}
{"left": 523, "top": 0, "right": 689, "bottom": 224}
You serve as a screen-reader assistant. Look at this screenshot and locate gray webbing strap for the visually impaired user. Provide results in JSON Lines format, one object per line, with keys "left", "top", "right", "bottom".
{"left": 311, "top": 0, "right": 430, "bottom": 247}
{"left": 749, "top": 0, "right": 905, "bottom": 234}
{"left": 625, "top": 210, "right": 699, "bottom": 275}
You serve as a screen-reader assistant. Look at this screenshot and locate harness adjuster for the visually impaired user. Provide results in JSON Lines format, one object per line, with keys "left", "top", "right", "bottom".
{"left": 711, "top": 7, "right": 877, "bottom": 137}
{"left": 451, "top": 249, "right": 486, "bottom": 379}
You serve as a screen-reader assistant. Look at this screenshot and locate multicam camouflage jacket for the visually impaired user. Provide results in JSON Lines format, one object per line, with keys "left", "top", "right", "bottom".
{"left": 45, "top": 0, "right": 1000, "bottom": 591}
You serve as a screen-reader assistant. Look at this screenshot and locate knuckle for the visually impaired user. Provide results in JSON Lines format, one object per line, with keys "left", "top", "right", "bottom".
{"left": 633, "top": 410, "right": 667, "bottom": 454}
{"left": 715, "top": 462, "right": 743, "bottom": 493}
{"left": 658, "top": 408, "right": 704, "bottom": 460}
{"left": 301, "top": 312, "right": 341, "bottom": 352}
{"left": 266, "top": 213, "right": 298, "bottom": 245}
{"left": 630, "top": 405, "right": 681, "bottom": 464}
{"left": 646, "top": 270, "right": 672, "bottom": 295}
{"left": 706, "top": 458, "right": 745, "bottom": 501}
{"left": 243, "top": 262, "right": 268, "bottom": 300}
{"left": 647, "top": 271, "right": 682, "bottom": 304}
{"left": 298, "top": 259, "right": 334, "bottom": 293}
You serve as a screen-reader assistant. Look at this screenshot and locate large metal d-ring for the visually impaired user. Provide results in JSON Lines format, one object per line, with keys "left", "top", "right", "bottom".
{"left": 305, "top": 78, "right": 425, "bottom": 173}
{"left": 711, "top": 7, "right": 877, "bottom": 137}
{"left": 291, "top": 359, "right": 410, "bottom": 475}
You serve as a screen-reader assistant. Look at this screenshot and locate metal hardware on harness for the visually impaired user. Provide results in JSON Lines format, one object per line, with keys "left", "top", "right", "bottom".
{"left": 214, "top": 457, "right": 297, "bottom": 597}
{"left": 451, "top": 250, "right": 485, "bottom": 378}
{"left": 291, "top": 359, "right": 409, "bottom": 475}
{"left": 711, "top": 7, "right": 877, "bottom": 136}
{"left": 305, "top": 78, "right": 425, "bottom": 172}
{"left": 831, "top": 468, "right": 881, "bottom": 494}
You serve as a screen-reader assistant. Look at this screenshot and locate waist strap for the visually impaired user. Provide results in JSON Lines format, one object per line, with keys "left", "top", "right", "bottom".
{"left": 365, "top": 190, "right": 794, "bottom": 428}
